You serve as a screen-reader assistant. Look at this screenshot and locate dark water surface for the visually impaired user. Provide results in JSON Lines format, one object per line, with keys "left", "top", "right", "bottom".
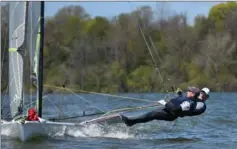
{"left": 1, "top": 92, "right": 237, "bottom": 149}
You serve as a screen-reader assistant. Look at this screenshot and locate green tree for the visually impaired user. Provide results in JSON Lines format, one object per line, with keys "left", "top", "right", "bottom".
{"left": 208, "top": 2, "right": 237, "bottom": 31}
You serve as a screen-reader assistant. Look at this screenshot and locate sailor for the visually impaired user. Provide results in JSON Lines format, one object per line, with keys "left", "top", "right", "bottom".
{"left": 172, "top": 87, "right": 210, "bottom": 116}
{"left": 120, "top": 86, "right": 200, "bottom": 126}
{"left": 26, "top": 107, "right": 47, "bottom": 123}
{"left": 27, "top": 107, "right": 40, "bottom": 121}
{"left": 190, "top": 87, "right": 210, "bottom": 116}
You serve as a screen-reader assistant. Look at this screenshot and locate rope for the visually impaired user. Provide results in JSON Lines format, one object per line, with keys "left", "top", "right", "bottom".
{"left": 44, "top": 95, "right": 62, "bottom": 113}
{"left": 43, "top": 84, "right": 179, "bottom": 119}
{"left": 100, "top": 102, "right": 162, "bottom": 117}
{"left": 149, "top": 36, "right": 162, "bottom": 63}
{"left": 23, "top": 87, "right": 64, "bottom": 113}
{"left": 41, "top": 84, "right": 176, "bottom": 121}
{"left": 21, "top": 84, "right": 161, "bottom": 121}
{"left": 44, "top": 84, "right": 156, "bottom": 103}
{"left": 48, "top": 111, "right": 106, "bottom": 121}
{"left": 128, "top": 2, "right": 164, "bottom": 83}
{"left": 138, "top": 25, "right": 163, "bottom": 83}
{"left": 58, "top": 87, "right": 64, "bottom": 118}
{"left": 5, "top": 83, "right": 175, "bottom": 122}
{"left": 66, "top": 88, "right": 105, "bottom": 113}
{"left": 137, "top": 17, "right": 164, "bottom": 83}
{"left": 49, "top": 102, "right": 163, "bottom": 121}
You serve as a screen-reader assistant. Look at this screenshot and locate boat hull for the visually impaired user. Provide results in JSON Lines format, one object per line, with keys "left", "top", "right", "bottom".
{"left": 1, "top": 120, "right": 83, "bottom": 141}
{"left": 18, "top": 121, "right": 46, "bottom": 141}
{"left": 1, "top": 114, "right": 124, "bottom": 141}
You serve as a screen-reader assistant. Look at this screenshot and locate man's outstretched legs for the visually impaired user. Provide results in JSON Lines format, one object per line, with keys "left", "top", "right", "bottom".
{"left": 120, "top": 108, "right": 178, "bottom": 126}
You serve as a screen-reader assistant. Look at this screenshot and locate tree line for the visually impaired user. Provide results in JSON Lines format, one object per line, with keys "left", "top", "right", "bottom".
{"left": 1, "top": 2, "right": 237, "bottom": 93}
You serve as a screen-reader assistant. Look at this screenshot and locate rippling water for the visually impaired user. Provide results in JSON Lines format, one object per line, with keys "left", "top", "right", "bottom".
{"left": 1, "top": 92, "right": 237, "bottom": 149}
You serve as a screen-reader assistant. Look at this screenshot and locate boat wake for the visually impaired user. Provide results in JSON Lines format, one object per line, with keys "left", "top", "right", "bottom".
{"left": 1, "top": 123, "right": 135, "bottom": 140}
{"left": 66, "top": 123, "right": 135, "bottom": 139}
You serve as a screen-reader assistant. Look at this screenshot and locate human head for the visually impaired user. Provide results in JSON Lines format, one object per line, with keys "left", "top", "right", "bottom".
{"left": 198, "top": 87, "right": 210, "bottom": 101}
{"left": 186, "top": 86, "right": 200, "bottom": 98}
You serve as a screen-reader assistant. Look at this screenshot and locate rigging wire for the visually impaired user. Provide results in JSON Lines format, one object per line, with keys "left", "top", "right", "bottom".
{"left": 138, "top": 25, "right": 164, "bottom": 83}
{"left": 44, "top": 3, "right": 178, "bottom": 121}
{"left": 127, "top": 2, "right": 178, "bottom": 130}
{"left": 128, "top": 2, "right": 164, "bottom": 83}
{"left": 28, "top": 84, "right": 167, "bottom": 121}
{"left": 44, "top": 84, "right": 156, "bottom": 103}
{"left": 41, "top": 85, "right": 174, "bottom": 120}
{"left": 42, "top": 3, "right": 179, "bottom": 122}
{"left": 22, "top": 83, "right": 161, "bottom": 120}
{"left": 42, "top": 84, "right": 175, "bottom": 121}
{"left": 129, "top": 2, "right": 179, "bottom": 94}
{"left": 100, "top": 102, "right": 162, "bottom": 117}
{"left": 50, "top": 103, "right": 163, "bottom": 121}
{"left": 66, "top": 88, "right": 105, "bottom": 113}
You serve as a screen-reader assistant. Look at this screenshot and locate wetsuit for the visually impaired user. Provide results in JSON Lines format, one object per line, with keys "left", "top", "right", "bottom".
{"left": 173, "top": 91, "right": 206, "bottom": 116}
{"left": 188, "top": 101, "right": 206, "bottom": 116}
{"left": 120, "top": 96, "right": 197, "bottom": 126}
{"left": 176, "top": 91, "right": 206, "bottom": 116}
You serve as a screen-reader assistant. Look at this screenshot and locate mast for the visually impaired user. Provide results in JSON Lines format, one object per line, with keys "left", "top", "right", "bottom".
{"left": 37, "top": 1, "right": 44, "bottom": 117}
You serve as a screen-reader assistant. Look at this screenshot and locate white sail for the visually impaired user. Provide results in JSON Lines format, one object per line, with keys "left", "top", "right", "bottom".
{"left": 8, "top": 2, "right": 27, "bottom": 118}
{"left": 8, "top": 1, "right": 43, "bottom": 119}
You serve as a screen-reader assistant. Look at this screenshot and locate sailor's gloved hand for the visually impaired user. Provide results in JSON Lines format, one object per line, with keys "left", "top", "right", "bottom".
{"left": 176, "top": 88, "right": 183, "bottom": 95}
{"left": 157, "top": 99, "right": 167, "bottom": 105}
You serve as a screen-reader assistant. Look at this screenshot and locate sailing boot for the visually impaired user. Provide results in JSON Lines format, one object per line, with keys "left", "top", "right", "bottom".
{"left": 120, "top": 114, "right": 135, "bottom": 127}
{"left": 120, "top": 112, "right": 155, "bottom": 127}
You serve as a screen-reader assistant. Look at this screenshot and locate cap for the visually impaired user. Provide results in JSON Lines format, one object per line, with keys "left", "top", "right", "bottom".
{"left": 201, "top": 87, "right": 210, "bottom": 95}
{"left": 188, "top": 86, "right": 200, "bottom": 94}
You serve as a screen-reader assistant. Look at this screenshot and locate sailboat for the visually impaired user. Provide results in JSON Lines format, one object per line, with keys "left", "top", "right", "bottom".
{"left": 0, "top": 1, "right": 129, "bottom": 141}
{"left": 1, "top": 1, "right": 173, "bottom": 142}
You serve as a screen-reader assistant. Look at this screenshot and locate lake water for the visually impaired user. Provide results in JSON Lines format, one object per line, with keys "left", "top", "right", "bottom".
{"left": 1, "top": 92, "right": 237, "bottom": 149}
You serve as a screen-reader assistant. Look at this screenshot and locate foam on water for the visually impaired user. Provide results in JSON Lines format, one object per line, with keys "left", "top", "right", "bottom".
{"left": 1, "top": 123, "right": 19, "bottom": 138}
{"left": 47, "top": 125, "right": 67, "bottom": 137}
{"left": 1, "top": 127, "right": 13, "bottom": 136}
{"left": 66, "top": 123, "right": 135, "bottom": 139}
{"left": 1, "top": 122, "right": 135, "bottom": 140}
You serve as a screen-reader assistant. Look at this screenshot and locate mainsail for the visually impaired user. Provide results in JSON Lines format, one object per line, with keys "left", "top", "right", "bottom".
{"left": 8, "top": 2, "right": 43, "bottom": 119}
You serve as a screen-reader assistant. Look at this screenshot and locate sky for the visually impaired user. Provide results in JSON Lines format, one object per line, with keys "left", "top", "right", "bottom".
{"left": 45, "top": 1, "right": 223, "bottom": 25}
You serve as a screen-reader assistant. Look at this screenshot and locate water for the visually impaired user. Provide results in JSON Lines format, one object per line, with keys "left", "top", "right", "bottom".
{"left": 1, "top": 93, "right": 237, "bottom": 149}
